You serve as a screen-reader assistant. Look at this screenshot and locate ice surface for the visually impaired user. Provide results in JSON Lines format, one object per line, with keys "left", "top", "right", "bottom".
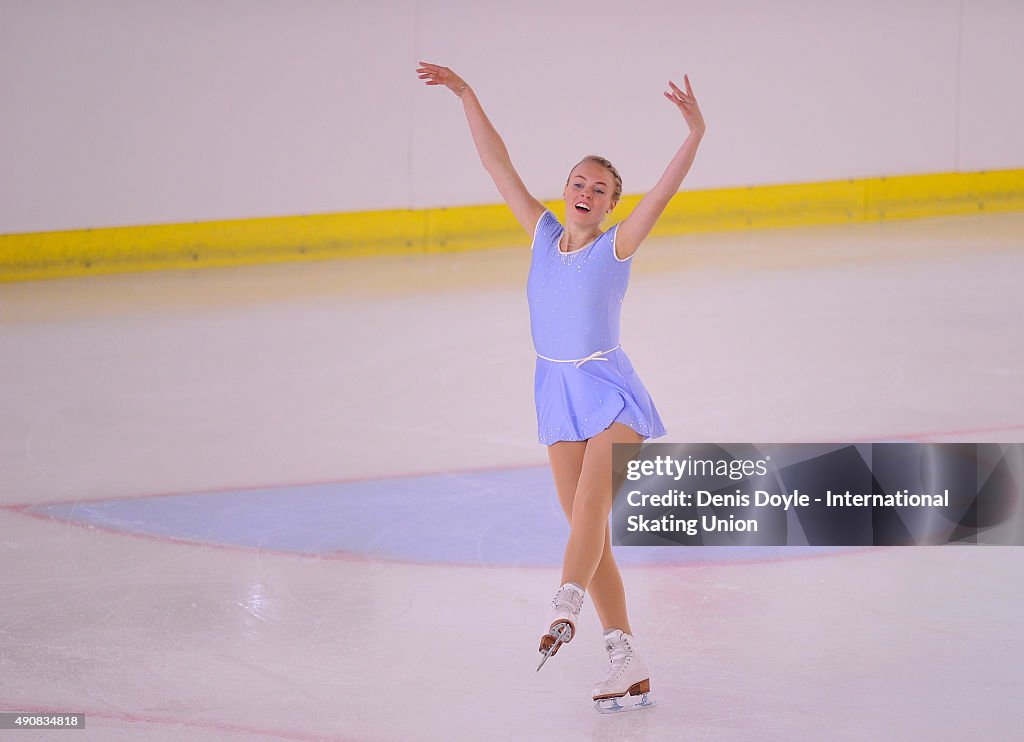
{"left": 2, "top": 213, "right": 1023, "bottom": 740}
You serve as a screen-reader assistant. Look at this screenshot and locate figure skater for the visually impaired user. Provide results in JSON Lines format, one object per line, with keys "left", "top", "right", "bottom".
{"left": 417, "top": 61, "right": 705, "bottom": 713}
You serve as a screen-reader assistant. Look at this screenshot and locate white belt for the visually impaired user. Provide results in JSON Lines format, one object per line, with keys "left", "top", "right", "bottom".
{"left": 536, "top": 345, "right": 620, "bottom": 368}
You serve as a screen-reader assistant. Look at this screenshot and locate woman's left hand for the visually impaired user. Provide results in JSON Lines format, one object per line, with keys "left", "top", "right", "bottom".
{"left": 664, "top": 74, "right": 705, "bottom": 137}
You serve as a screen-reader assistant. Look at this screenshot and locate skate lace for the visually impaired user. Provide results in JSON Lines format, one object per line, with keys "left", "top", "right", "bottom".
{"left": 551, "top": 587, "right": 583, "bottom": 615}
{"left": 602, "top": 637, "right": 633, "bottom": 682}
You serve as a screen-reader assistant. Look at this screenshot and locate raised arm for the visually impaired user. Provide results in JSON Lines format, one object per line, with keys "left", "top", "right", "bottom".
{"left": 615, "top": 74, "right": 706, "bottom": 260}
{"left": 417, "top": 62, "right": 545, "bottom": 237}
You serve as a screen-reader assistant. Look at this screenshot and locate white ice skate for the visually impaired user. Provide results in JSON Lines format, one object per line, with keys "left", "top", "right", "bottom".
{"left": 592, "top": 629, "right": 656, "bottom": 713}
{"left": 536, "top": 582, "right": 585, "bottom": 671}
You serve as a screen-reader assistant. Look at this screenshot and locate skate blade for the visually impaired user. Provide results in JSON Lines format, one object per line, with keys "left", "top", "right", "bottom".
{"left": 594, "top": 691, "right": 656, "bottom": 714}
{"left": 536, "top": 625, "right": 571, "bottom": 671}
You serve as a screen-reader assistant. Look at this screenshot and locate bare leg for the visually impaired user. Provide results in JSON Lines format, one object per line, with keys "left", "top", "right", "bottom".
{"left": 561, "top": 422, "right": 642, "bottom": 609}
{"left": 546, "top": 423, "right": 641, "bottom": 633}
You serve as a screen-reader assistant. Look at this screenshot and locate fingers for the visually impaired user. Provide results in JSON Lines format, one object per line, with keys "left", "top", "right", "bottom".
{"left": 416, "top": 61, "right": 455, "bottom": 88}
{"left": 664, "top": 76, "right": 696, "bottom": 107}
{"left": 417, "top": 61, "right": 450, "bottom": 77}
{"left": 664, "top": 80, "right": 688, "bottom": 106}
{"left": 418, "top": 70, "right": 442, "bottom": 86}
{"left": 668, "top": 79, "right": 690, "bottom": 98}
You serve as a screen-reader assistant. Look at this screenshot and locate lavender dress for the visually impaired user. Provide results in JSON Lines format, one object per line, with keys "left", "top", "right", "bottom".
{"left": 527, "top": 210, "right": 666, "bottom": 445}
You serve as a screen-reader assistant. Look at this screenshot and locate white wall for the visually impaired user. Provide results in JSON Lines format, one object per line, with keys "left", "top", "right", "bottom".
{"left": 1, "top": 0, "right": 1022, "bottom": 234}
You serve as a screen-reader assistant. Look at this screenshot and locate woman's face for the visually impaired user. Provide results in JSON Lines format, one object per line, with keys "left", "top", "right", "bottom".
{"left": 563, "top": 161, "right": 617, "bottom": 227}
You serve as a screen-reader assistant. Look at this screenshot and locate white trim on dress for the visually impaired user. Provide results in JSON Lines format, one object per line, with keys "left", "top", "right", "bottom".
{"left": 536, "top": 345, "right": 621, "bottom": 368}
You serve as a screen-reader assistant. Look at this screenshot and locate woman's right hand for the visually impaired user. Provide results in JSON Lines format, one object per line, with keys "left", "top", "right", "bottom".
{"left": 415, "top": 61, "right": 544, "bottom": 235}
{"left": 417, "top": 61, "right": 467, "bottom": 97}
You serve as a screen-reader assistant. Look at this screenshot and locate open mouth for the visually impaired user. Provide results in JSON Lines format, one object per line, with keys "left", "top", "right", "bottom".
{"left": 575, "top": 202, "right": 591, "bottom": 213}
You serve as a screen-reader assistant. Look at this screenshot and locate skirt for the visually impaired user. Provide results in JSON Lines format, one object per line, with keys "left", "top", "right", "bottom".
{"left": 533, "top": 347, "right": 667, "bottom": 445}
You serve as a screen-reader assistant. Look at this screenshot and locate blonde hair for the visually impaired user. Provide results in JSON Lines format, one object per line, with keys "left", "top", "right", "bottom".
{"left": 567, "top": 155, "right": 622, "bottom": 206}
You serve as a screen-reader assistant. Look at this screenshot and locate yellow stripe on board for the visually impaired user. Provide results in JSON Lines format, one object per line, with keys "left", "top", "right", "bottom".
{"left": 2, "top": 169, "right": 1023, "bottom": 282}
